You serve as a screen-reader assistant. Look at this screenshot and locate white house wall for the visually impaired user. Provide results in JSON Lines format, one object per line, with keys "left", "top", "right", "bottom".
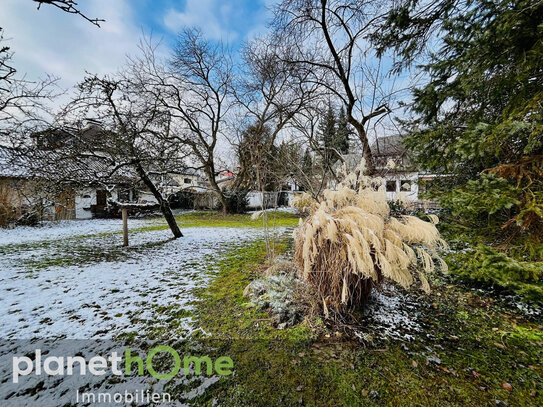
{"left": 138, "top": 192, "right": 159, "bottom": 204}
{"left": 246, "top": 191, "right": 280, "bottom": 210}
{"left": 247, "top": 191, "right": 263, "bottom": 209}
{"left": 75, "top": 188, "right": 95, "bottom": 219}
{"left": 383, "top": 172, "right": 419, "bottom": 202}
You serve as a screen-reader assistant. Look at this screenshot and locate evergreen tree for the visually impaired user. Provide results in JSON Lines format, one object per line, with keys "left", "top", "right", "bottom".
{"left": 318, "top": 104, "right": 337, "bottom": 168}
{"left": 302, "top": 148, "right": 313, "bottom": 174}
{"left": 335, "top": 107, "right": 351, "bottom": 154}
{"left": 379, "top": 0, "right": 543, "bottom": 258}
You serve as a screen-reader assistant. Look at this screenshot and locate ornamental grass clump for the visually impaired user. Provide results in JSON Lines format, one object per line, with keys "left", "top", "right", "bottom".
{"left": 294, "top": 162, "right": 448, "bottom": 313}
{"left": 291, "top": 192, "right": 317, "bottom": 215}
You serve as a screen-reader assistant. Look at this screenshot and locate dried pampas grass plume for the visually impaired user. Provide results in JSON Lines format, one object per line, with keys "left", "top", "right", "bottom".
{"left": 251, "top": 211, "right": 263, "bottom": 220}
{"left": 294, "top": 159, "right": 447, "bottom": 312}
{"left": 291, "top": 192, "right": 317, "bottom": 215}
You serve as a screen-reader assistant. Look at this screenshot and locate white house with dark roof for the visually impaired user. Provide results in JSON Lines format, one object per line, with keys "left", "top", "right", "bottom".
{"left": 332, "top": 136, "right": 437, "bottom": 205}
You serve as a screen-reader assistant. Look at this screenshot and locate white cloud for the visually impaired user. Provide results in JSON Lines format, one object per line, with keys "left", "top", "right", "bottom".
{"left": 0, "top": 0, "right": 141, "bottom": 90}
{"left": 163, "top": 0, "right": 238, "bottom": 42}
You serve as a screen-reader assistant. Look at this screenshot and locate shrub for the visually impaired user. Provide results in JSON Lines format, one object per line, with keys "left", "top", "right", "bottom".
{"left": 0, "top": 184, "right": 19, "bottom": 228}
{"left": 221, "top": 189, "right": 249, "bottom": 214}
{"left": 294, "top": 162, "right": 447, "bottom": 313}
{"left": 168, "top": 190, "right": 195, "bottom": 209}
{"left": 447, "top": 245, "right": 543, "bottom": 302}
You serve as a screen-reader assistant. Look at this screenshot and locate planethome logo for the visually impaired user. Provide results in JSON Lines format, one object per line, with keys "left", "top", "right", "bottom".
{"left": 12, "top": 345, "right": 234, "bottom": 384}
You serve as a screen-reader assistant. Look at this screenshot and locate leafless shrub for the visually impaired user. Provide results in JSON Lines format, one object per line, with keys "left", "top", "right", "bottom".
{"left": 0, "top": 183, "right": 18, "bottom": 227}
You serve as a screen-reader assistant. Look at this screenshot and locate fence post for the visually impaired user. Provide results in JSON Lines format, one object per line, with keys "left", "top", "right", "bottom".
{"left": 122, "top": 208, "right": 128, "bottom": 247}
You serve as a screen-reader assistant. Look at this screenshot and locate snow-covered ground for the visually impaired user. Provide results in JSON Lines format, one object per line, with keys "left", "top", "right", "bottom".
{"left": 362, "top": 284, "right": 422, "bottom": 341}
{"left": 0, "top": 218, "right": 164, "bottom": 246}
{"left": 0, "top": 218, "right": 269, "bottom": 339}
{"left": 0, "top": 218, "right": 277, "bottom": 406}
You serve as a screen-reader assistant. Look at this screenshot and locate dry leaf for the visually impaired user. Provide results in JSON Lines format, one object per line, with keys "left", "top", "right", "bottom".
{"left": 501, "top": 382, "right": 513, "bottom": 391}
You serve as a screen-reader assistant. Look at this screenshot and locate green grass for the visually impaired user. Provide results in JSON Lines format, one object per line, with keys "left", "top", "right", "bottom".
{"left": 9, "top": 211, "right": 299, "bottom": 271}
{"left": 189, "top": 238, "right": 543, "bottom": 407}
{"left": 178, "top": 210, "right": 300, "bottom": 228}
{"left": 129, "top": 211, "right": 299, "bottom": 233}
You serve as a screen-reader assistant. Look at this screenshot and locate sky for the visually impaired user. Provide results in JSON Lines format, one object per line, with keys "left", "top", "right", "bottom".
{"left": 1, "top": 0, "right": 275, "bottom": 89}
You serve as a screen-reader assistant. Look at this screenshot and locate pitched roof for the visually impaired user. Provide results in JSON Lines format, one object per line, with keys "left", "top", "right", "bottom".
{"left": 0, "top": 145, "right": 135, "bottom": 184}
{"left": 370, "top": 136, "right": 404, "bottom": 157}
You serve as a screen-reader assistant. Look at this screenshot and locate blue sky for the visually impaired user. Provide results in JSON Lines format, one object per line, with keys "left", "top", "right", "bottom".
{"left": 0, "top": 0, "right": 274, "bottom": 88}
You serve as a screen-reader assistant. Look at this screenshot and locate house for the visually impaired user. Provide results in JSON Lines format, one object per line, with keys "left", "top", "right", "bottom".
{"left": 168, "top": 168, "right": 208, "bottom": 194}
{"left": 370, "top": 136, "right": 420, "bottom": 202}
{"left": 332, "top": 136, "right": 437, "bottom": 205}
{"left": 0, "top": 144, "right": 146, "bottom": 221}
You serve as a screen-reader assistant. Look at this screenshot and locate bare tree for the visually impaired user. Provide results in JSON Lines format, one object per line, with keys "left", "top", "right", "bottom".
{"left": 232, "top": 34, "right": 318, "bottom": 190}
{"left": 1, "top": 27, "right": 59, "bottom": 141}
{"left": 289, "top": 99, "right": 340, "bottom": 197}
{"left": 53, "top": 73, "right": 187, "bottom": 238}
{"left": 272, "top": 0, "right": 396, "bottom": 174}
{"left": 129, "top": 31, "right": 235, "bottom": 214}
{"left": 33, "top": 0, "right": 104, "bottom": 26}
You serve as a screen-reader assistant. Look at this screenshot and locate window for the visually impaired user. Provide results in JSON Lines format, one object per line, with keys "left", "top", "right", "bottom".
{"left": 184, "top": 178, "right": 192, "bottom": 184}
{"left": 400, "top": 180, "right": 411, "bottom": 192}
{"left": 386, "top": 181, "right": 397, "bottom": 192}
{"left": 118, "top": 189, "right": 130, "bottom": 202}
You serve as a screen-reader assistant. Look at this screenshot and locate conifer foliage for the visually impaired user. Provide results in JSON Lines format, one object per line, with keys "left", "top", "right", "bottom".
{"left": 380, "top": 0, "right": 543, "bottom": 258}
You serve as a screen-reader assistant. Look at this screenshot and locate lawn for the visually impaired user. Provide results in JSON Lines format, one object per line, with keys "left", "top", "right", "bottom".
{"left": 176, "top": 210, "right": 300, "bottom": 228}
{"left": 129, "top": 210, "right": 300, "bottom": 233}
{"left": 1, "top": 212, "right": 540, "bottom": 406}
{"left": 189, "top": 237, "right": 543, "bottom": 407}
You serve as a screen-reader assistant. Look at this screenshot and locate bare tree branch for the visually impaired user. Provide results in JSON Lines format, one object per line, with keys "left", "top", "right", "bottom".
{"left": 33, "top": 0, "right": 104, "bottom": 27}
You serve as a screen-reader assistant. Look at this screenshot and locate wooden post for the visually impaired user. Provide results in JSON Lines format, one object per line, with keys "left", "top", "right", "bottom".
{"left": 122, "top": 208, "right": 128, "bottom": 247}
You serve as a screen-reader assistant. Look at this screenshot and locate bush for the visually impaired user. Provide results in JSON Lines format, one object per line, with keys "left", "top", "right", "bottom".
{"left": 294, "top": 162, "right": 447, "bottom": 314}
{"left": 0, "top": 185, "right": 20, "bottom": 227}
{"left": 447, "top": 245, "right": 543, "bottom": 302}
{"left": 168, "top": 190, "right": 195, "bottom": 209}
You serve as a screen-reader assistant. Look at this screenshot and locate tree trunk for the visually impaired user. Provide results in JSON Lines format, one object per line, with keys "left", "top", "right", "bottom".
{"left": 135, "top": 164, "right": 183, "bottom": 238}
{"left": 348, "top": 118, "right": 376, "bottom": 175}
{"left": 205, "top": 168, "right": 229, "bottom": 215}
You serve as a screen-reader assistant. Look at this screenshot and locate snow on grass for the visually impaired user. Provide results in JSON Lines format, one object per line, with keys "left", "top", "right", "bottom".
{"left": 0, "top": 219, "right": 277, "bottom": 340}
{"left": 0, "top": 218, "right": 164, "bottom": 246}
{"left": 0, "top": 219, "right": 285, "bottom": 405}
{"left": 361, "top": 284, "right": 422, "bottom": 342}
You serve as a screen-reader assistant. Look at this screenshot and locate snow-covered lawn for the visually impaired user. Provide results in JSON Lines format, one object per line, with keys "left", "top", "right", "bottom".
{"left": 0, "top": 218, "right": 281, "bottom": 405}
{"left": 0, "top": 218, "right": 269, "bottom": 339}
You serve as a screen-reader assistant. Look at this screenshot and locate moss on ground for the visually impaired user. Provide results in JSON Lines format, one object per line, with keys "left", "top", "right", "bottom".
{"left": 191, "top": 238, "right": 543, "bottom": 406}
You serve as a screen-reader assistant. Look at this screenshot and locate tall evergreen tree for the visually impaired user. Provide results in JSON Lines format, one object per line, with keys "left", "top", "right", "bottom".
{"left": 335, "top": 107, "right": 351, "bottom": 155}
{"left": 379, "top": 0, "right": 543, "bottom": 257}
{"left": 302, "top": 148, "right": 313, "bottom": 171}
{"left": 318, "top": 104, "right": 337, "bottom": 168}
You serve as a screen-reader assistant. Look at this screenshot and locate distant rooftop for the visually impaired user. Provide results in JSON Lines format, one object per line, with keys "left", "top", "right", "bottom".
{"left": 370, "top": 136, "right": 404, "bottom": 157}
